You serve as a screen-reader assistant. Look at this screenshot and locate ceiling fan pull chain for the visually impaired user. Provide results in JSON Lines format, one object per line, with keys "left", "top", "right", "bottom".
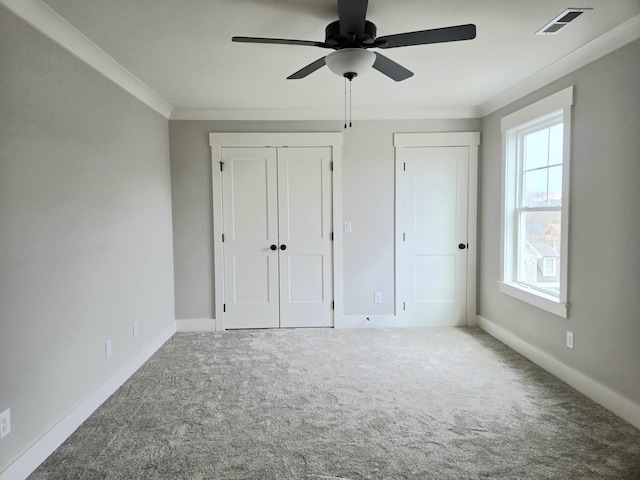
{"left": 344, "top": 77, "right": 347, "bottom": 129}
{"left": 349, "top": 78, "right": 353, "bottom": 128}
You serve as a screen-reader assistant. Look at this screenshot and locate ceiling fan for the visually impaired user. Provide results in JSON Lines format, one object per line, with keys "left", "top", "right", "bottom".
{"left": 232, "top": 0, "right": 476, "bottom": 82}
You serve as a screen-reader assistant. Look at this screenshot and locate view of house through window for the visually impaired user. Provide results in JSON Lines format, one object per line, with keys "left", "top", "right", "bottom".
{"left": 517, "top": 118, "right": 563, "bottom": 295}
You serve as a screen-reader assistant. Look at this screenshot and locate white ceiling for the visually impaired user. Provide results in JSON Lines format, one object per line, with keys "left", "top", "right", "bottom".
{"left": 9, "top": 0, "right": 640, "bottom": 119}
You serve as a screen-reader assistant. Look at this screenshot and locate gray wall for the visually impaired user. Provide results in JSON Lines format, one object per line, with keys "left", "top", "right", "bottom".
{"left": 0, "top": 7, "right": 175, "bottom": 473}
{"left": 169, "top": 118, "right": 481, "bottom": 320}
{"left": 478, "top": 39, "right": 640, "bottom": 404}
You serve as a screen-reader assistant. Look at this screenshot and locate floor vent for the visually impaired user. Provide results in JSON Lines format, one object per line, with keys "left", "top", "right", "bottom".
{"left": 536, "top": 8, "right": 592, "bottom": 35}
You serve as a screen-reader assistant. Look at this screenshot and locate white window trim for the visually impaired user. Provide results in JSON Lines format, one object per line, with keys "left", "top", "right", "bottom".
{"left": 499, "top": 86, "right": 573, "bottom": 318}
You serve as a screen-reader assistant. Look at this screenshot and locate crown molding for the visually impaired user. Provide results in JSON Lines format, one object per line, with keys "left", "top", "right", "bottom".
{"left": 479, "top": 13, "right": 640, "bottom": 117}
{"left": 1, "top": 0, "right": 173, "bottom": 118}
{"left": 169, "top": 106, "right": 481, "bottom": 121}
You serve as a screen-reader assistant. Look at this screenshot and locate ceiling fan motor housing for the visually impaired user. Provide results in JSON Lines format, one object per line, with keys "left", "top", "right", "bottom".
{"left": 325, "top": 20, "right": 377, "bottom": 48}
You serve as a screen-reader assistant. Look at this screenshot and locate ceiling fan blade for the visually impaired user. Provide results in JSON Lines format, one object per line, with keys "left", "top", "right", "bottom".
{"left": 372, "top": 53, "right": 413, "bottom": 81}
{"left": 232, "top": 36, "right": 329, "bottom": 48}
{"left": 337, "top": 0, "right": 368, "bottom": 37}
{"left": 287, "top": 56, "right": 327, "bottom": 79}
{"left": 378, "top": 24, "right": 476, "bottom": 49}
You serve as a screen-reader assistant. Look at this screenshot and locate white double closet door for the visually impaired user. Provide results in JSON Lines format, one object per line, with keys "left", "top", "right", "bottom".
{"left": 221, "top": 146, "right": 333, "bottom": 329}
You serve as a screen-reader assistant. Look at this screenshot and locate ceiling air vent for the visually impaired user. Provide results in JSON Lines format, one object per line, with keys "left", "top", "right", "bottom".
{"left": 536, "top": 8, "right": 592, "bottom": 35}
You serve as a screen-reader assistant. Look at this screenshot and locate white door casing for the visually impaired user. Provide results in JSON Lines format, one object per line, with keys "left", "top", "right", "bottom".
{"left": 395, "top": 133, "right": 479, "bottom": 327}
{"left": 211, "top": 133, "right": 343, "bottom": 331}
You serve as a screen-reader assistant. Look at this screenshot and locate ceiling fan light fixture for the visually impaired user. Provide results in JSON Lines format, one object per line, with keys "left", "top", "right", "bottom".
{"left": 326, "top": 48, "right": 376, "bottom": 79}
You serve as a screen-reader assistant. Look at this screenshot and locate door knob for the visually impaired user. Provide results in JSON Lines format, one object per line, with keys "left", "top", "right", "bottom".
{"left": 280, "top": 244, "right": 287, "bottom": 250}
{"left": 458, "top": 243, "right": 467, "bottom": 250}
{"left": 270, "top": 244, "right": 277, "bottom": 251}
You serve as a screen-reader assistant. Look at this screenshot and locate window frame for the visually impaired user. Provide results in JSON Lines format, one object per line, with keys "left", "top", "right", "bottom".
{"left": 499, "top": 86, "right": 573, "bottom": 318}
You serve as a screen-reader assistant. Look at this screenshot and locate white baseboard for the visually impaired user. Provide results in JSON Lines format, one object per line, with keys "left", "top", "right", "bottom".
{"left": 0, "top": 322, "right": 176, "bottom": 480}
{"left": 336, "top": 315, "right": 479, "bottom": 329}
{"left": 477, "top": 315, "right": 640, "bottom": 431}
{"left": 176, "top": 318, "right": 216, "bottom": 332}
{"left": 337, "top": 315, "right": 402, "bottom": 329}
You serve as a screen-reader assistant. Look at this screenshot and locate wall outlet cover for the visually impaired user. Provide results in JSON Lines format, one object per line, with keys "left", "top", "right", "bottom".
{"left": 1, "top": 409, "right": 10, "bottom": 439}
{"left": 566, "top": 331, "right": 574, "bottom": 349}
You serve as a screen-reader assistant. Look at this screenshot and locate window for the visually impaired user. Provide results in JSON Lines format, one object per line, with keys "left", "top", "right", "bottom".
{"left": 543, "top": 258, "right": 557, "bottom": 277}
{"left": 500, "top": 87, "right": 573, "bottom": 317}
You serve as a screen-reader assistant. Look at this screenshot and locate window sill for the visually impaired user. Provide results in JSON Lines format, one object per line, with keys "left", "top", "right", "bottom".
{"left": 499, "top": 281, "right": 568, "bottom": 318}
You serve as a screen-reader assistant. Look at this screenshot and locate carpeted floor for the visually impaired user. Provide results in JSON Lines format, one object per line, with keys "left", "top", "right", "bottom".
{"left": 30, "top": 327, "right": 640, "bottom": 479}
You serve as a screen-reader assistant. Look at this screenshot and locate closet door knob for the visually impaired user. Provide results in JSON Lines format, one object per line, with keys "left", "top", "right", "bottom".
{"left": 280, "top": 244, "right": 287, "bottom": 251}
{"left": 458, "top": 243, "right": 467, "bottom": 250}
{"left": 270, "top": 244, "right": 277, "bottom": 250}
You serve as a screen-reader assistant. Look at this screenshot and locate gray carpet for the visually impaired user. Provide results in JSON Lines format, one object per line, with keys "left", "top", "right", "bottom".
{"left": 30, "top": 328, "right": 640, "bottom": 479}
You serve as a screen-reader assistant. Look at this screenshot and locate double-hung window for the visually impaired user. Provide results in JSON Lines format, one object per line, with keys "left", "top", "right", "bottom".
{"left": 500, "top": 86, "right": 573, "bottom": 317}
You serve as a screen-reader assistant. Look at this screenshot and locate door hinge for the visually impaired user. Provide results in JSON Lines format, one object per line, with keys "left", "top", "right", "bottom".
{"left": 330, "top": 161, "right": 334, "bottom": 171}
{"left": 403, "top": 232, "right": 406, "bottom": 242}
{"left": 332, "top": 301, "right": 334, "bottom": 310}
{"left": 223, "top": 303, "right": 226, "bottom": 313}
{"left": 330, "top": 232, "right": 334, "bottom": 241}
{"left": 222, "top": 233, "right": 225, "bottom": 242}
{"left": 219, "top": 161, "right": 224, "bottom": 171}
{"left": 403, "top": 162, "right": 406, "bottom": 171}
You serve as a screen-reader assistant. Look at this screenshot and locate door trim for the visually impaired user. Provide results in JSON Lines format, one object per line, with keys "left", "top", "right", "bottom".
{"left": 394, "top": 132, "right": 480, "bottom": 327}
{"left": 210, "top": 133, "right": 343, "bottom": 331}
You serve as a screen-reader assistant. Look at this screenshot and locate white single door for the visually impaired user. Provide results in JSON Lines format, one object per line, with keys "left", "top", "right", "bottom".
{"left": 221, "top": 146, "right": 333, "bottom": 329}
{"left": 404, "top": 146, "right": 469, "bottom": 326}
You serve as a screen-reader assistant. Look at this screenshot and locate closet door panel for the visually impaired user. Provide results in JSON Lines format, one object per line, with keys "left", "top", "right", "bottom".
{"left": 277, "top": 147, "right": 333, "bottom": 328}
{"left": 221, "top": 147, "right": 279, "bottom": 329}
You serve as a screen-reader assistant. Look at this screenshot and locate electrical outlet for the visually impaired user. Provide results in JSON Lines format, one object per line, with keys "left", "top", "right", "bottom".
{"left": 566, "top": 331, "right": 574, "bottom": 349}
{"left": 105, "top": 339, "right": 112, "bottom": 358}
{"left": 374, "top": 291, "right": 382, "bottom": 304}
{"left": 133, "top": 321, "right": 138, "bottom": 337}
{"left": 1, "top": 409, "right": 10, "bottom": 439}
